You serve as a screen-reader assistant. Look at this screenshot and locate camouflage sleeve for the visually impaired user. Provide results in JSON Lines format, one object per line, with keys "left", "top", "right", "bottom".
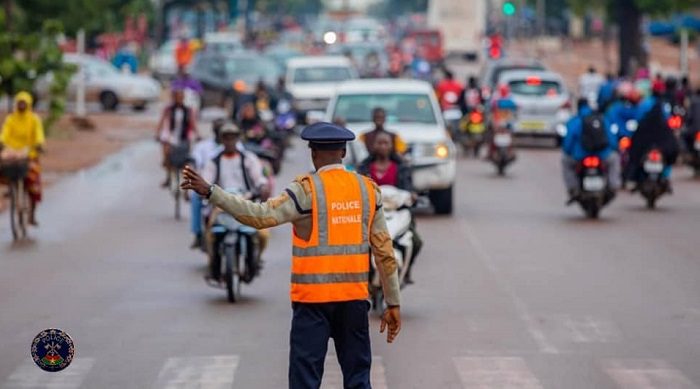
{"left": 369, "top": 184, "right": 401, "bottom": 307}
{"left": 209, "top": 179, "right": 309, "bottom": 229}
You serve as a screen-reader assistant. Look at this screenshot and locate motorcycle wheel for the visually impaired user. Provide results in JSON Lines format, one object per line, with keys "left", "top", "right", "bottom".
{"left": 225, "top": 245, "right": 241, "bottom": 303}
{"left": 646, "top": 196, "right": 657, "bottom": 209}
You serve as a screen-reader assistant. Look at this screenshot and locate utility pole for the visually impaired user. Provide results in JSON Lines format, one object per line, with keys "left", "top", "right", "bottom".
{"left": 536, "top": 0, "right": 545, "bottom": 36}
{"left": 4, "top": 0, "right": 12, "bottom": 31}
{"left": 76, "top": 29, "right": 86, "bottom": 119}
{"left": 680, "top": 28, "right": 689, "bottom": 77}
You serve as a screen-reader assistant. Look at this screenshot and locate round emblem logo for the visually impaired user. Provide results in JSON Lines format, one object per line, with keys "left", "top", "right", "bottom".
{"left": 30, "top": 328, "right": 74, "bottom": 372}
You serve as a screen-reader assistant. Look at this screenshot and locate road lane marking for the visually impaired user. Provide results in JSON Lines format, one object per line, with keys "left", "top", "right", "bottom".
{"left": 453, "top": 357, "right": 544, "bottom": 388}
{"left": 321, "top": 355, "right": 387, "bottom": 389}
{"left": 152, "top": 355, "right": 239, "bottom": 389}
{"left": 603, "top": 359, "right": 697, "bottom": 389}
{"left": 459, "top": 222, "right": 559, "bottom": 354}
{"left": 540, "top": 314, "right": 621, "bottom": 344}
{"left": 3, "top": 357, "right": 95, "bottom": 389}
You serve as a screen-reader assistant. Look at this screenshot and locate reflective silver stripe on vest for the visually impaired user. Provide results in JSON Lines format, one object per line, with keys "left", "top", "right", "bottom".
{"left": 354, "top": 173, "right": 370, "bottom": 241}
{"left": 291, "top": 272, "right": 369, "bottom": 284}
{"left": 311, "top": 174, "right": 328, "bottom": 246}
{"left": 293, "top": 243, "right": 370, "bottom": 257}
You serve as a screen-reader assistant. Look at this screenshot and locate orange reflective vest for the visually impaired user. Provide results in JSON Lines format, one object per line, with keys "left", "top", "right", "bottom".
{"left": 291, "top": 169, "right": 377, "bottom": 303}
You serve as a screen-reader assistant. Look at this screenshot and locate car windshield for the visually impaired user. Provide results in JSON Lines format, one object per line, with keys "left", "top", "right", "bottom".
{"left": 333, "top": 93, "right": 437, "bottom": 124}
{"left": 292, "top": 66, "right": 352, "bottom": 83}
{"left": 84, "top": 59, "right": 118, "bottom": 76}
{"left": 225, "top": 57, "right": 280, "bottom": 79}
{"left": 509, "top": 79, "right": 562, "bottom": 96}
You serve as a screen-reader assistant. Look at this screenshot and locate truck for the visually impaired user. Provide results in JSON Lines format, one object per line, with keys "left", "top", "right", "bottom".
{"left": 427, "top": 0, "right": 487, "bottom": 61}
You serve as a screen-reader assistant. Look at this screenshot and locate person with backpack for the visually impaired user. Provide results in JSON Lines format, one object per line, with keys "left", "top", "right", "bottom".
{"left": 625, "top": 90, "right": 679, "bottom": 191}
{"left": 562, "top": 98, "right": 620, "bottom": 203}
{"left": 200, "top": 123, "right": 270, "bottom": 286}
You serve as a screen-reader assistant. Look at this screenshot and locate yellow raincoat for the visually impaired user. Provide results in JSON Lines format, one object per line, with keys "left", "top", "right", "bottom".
{"left": 1, "top": 92, "right": 45, "bottom": 159}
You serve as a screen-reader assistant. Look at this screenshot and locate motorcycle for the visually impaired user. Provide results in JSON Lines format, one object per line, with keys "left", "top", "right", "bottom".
{"left": 574, "top": 155, "right": 611, "bottom": 219}
{"left": 636, "top": 148, "right": 670, "bottom": 209}
{"left": 682, "top": 130, "right": 700, "bottom": 177}
{"left": 208, "top": 190, "right": 262, "bottom": 303}
{"left": 488, "top": 127, "right": 516, "bottom": 175}
{"left": 370, "top": 186, "right": 416, "bottom": 311}
{"left": 273, "top": 99, "right": 297, "bottom": 151}
{"left": 458, "top": 108, "right": 487, "bottom": 157}
{"left": 244, "top": 126, "right": 283, "bottom": 175}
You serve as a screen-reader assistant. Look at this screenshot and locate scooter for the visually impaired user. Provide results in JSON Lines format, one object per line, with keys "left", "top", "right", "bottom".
{"left": 636, "top": 148, "right": 670, "bottom": 209}
{"left": 370, "top": 186, "right": 415, "bottom": 311}
{"left": 488, "top": 127, "right": 516, "bottom": 175}
{"left": 573, "top": 155, "right": 612, "bottom": 219}
{"left": 207, "top": 189, "right": 262, "bottom": 303}
{"left": 682, "top": 130, "right": 700, "bottom": 177}
{"left": 458, "top": 107, "right": 487, "bottom": 157}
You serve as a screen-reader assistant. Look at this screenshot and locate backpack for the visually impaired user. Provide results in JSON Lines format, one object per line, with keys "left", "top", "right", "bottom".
{"left": 580, "top": 113, "right": 609, "bottom": 152}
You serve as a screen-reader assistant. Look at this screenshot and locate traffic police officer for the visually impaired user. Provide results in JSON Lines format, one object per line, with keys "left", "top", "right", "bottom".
{"left": 181, "top": 122, "right": 402, "bottom": 389}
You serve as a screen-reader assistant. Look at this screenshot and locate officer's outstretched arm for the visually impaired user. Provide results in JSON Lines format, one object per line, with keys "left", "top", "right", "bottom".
{"left": 208, "top": 184, "right": 305, "bottom": 229}
{"left": 369, "top": 199, "right": 401, "bottom": 308}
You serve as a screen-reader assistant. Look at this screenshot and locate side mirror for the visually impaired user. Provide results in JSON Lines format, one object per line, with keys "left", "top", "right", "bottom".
{"left": 306, "top": 110, "right": 325, "bottom": 124}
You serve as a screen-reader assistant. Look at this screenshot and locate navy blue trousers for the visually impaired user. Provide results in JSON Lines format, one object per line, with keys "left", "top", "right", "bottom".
{"left": 289, "top": 300, "right": 372, "bottom": 389}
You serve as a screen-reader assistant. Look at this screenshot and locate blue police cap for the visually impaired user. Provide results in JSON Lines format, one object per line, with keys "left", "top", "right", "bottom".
{"left": 300, "top": 122, "right": 356, "bottom": 150}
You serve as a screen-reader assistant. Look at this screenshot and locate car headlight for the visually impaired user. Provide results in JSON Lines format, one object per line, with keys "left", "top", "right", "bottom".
{"left": 435, "top": 143, "right": 450, "bottom": 159}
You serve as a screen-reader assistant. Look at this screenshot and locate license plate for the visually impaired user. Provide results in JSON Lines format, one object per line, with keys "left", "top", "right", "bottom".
{"left": 644, "top": 161, "right": 663, "bottom": 173}
{"left": 494, "top": 134, "right": 512, "bottom": 147}
{"left": 695, "top": 141, "right": 700, "bottom": 151}
{"left": 583, "top": 176, "right": 605, "bottom": 191}
{"left": 520, "top": 121, "right": 547, "bottom": 131}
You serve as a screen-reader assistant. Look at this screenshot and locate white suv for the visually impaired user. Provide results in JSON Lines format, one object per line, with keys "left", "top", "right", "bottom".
{"left": 326, "top": 79, "right": 457, "bottom": 214}
{"left": 286, "top": 56, "right": 357, "bottom": 120}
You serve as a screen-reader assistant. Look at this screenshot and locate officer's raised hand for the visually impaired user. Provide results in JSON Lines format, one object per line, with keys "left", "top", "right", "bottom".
{"left": 380, "top": 306, "right": 401, "bottom": 343}
{"left": 181, "top": 165, "right": 210, "bottom": 196}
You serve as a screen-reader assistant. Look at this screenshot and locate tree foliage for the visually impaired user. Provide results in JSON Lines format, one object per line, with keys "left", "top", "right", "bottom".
{"left": 14, "top": 0, "right": 155, "bottom": 37}
{"left": 255, "top": 0, "right": 323, "bottom": 15}
{"left": 0, "top": 10, "right": 75, "bottom": 131}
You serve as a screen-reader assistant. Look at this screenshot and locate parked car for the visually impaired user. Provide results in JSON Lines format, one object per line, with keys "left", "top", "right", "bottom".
{"left": 37, "top": 53, "right": 161, "bottom": 111}
{"left": 498, "top": 70, "right": 572, "bottom": 142}
{"left": 326, "top": 42, "right": 389, "bottom": 78}
{"left": 286, "top": 56, "right": 358, "bottom": 120}
{"left": 325, "top": 79, "right": 457, "bottom": 214}
{"left": 190, "top": 51, "right": 282, "bottom": 111}
{"left": 479, "top": 58, "right": 546, "bottom": 100}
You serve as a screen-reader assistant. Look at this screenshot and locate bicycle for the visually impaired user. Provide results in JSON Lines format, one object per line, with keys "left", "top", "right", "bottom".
{"left": 166, "top": 143, "right": 191, "bottom": 220}
{"left": 0, "top": 158, "right": 30, "bottom": 241}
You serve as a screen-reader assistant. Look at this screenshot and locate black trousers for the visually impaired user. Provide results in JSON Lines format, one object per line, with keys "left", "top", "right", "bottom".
{"left": 289, "top": 300, "right": 372, "bottom": 389}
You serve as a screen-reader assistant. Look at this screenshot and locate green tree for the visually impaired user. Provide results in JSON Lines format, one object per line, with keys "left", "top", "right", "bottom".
{"left": 568, "top": 0, "right": 695, "bottom": 76}
{"left": 0, "top": 11, "right": 75, "bottom": 131}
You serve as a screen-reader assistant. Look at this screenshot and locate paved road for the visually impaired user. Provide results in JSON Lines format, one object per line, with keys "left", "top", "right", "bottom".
{"left": 1, "top": 132, "right": 700, "bottom": 388}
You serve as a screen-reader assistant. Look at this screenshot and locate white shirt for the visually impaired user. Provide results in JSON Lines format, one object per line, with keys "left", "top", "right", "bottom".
{"left": 579, "top": 72, "right": 605, "bottom": 98}
{"left": 191, "top": 138, "right": 223, "bottom": 171}
{"left": 202, "top": 151, "right": 268, "bottom": 192}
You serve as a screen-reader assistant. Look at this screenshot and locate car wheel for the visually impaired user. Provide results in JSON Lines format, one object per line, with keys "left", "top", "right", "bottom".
{"left": 429, "top": 186, "right": 453, "bottom": 215}
{"left": 100, "top": 91, "right": 119, "bottom": 111}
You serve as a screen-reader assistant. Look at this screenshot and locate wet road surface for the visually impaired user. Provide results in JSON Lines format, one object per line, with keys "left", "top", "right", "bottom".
{"left": 1, "top": 133, "right": 700, "bottom": 388}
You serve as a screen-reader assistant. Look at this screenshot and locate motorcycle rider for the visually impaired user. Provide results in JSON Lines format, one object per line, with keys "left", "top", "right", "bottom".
{"left": 625, "top": 89, "right": 679, "bottom": 191}
{"left": 360, "top": 107, "right": 408, "bottom": 156}
{"left": 605, "top": 82, "right": 641, "bottom": 140}
{"left": 435, "top": 70, "right": 464, "bottom": 111}
{"left": 683, "top": 88, "right": 700, "bottom": 154}
{"left": 155, "top": 88, "right": 197, "bottom": 188}
{"left": 201, "top": 123, "right": 270, "bottom": 286}
{"left": 357, "top": 131, "right": 422, "bottom": 284}
{"left": 562, "top": 98, "right": 621, "bottom": 204}
{"left": 171, "top": 65, "right": 204, "bottom": 115}
{"left": 458, "top": 76, "right": 483, "bottom": 115}
{"left": 188, "top": 118, "right": 225, "bottom": 249}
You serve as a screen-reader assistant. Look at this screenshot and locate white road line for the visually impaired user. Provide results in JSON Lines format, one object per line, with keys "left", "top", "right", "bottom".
{"left": 3, "top": 357, "right": 95, "bottom": 389}
{"left": 453, "top": 357, "right": 544, "bottom": 389}
{"left": 603, "top": 359, "right": 698, "bottom": 389}
{"left": 321, "top": 355, "right": 387, "bottom": 389}
{"left": 459, "top": 222, "right": 559, "bottom": 354}
{"left": 540, "top": 314, "right": 621, "bottom": 344}
{"left": 152, "top": 355, "right": 239, "bottom": 389}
